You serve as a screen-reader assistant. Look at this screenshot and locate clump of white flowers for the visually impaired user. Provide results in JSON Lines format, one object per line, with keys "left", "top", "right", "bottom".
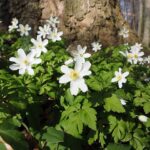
{"left": 9, "top": 49, "right": 41, "bottom": 75}
{"left": 91, "top": 42, "right": 102, "bottom": 52}
{"left": 119, "top": 27, "right": 129, "bottom": 38}
{"left": 9, "top": 16, "right": 63, "bottom": 75}
{"left": 111, "top": 68, "right": 129, "bottom": 88}
{"left": 37, "top": 16, "right": 63, "bottom": 42}
{"left": 8, "top": 18, "right": 32, "bottom": 36}
{"left": 120, "top": 43, "right": 144, "bottom": 64}
{"left": 59, "top": 44, "right": 92, "bottom": 95}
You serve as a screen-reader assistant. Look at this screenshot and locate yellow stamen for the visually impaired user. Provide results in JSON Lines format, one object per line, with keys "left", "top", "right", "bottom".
{"left": 127, "top": 53, "right": 133, "bottom": 59}
{"left": 23, "top": 59, "right": 30, "bottom": 65}
{"left": 117, "top": 75, "right": 122, "bottom": 81}
{"left": 134, "top": 54, "right": 138, "bottom": 59}
{"left": 69, "top": 70, "right": 79, "bottom": 80}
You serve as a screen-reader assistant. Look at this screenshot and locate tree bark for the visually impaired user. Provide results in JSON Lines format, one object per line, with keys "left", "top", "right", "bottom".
{"left": 141, "top": 0, "right": 150, "bottom": 47}
{"left": 0, "top": 0, "right": 139, "bottom": 48}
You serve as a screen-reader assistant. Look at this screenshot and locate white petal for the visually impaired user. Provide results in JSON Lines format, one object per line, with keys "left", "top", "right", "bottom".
{"left": 64, "top": 58, "right": 73, "bottom": 65}
{"left": 121, "top": 78, "right": 126, "bottom": 83}
{"left": 138, "top": 115, "right": 148, "bottom": 122}
{"left": 31, "top": 38, "right": 36, "bottom": 45}
{"left": 74, "top": 56, "right": 85, "bottom": 64}
{"left": 19, "top": 68, "right": 25, "bottom": 75}
{"left": 75, "top": 59, "right": 83, "bottom": 72}
{"left": 111, "top": 77, "right": 117, "bottom": 82}
{"left": 78, "top": 79, "right": 88, "bottom": 92}
{"left": 27, "top": 67, "right": 34, "bottom": 75}
{"left": 83, "top": 53, "right": 91, "bottom": 58}
{"left": 115, "top": 71, "right": 119, "bottom": 76}
{"left": 59, "top": 75, "right": 71, "bottom": 84}
{"left": 119, "top": 51, "right": 126, "bottom": 57}
{"left": 118, "top": 81, "right": 123, "bottom": 88}
{"left": 118, "top": 68, "right": 122, "bottom": 73}
{"left": 42, "top": 47, "right": 47, "bottom": 53}
{"left": 9, "top": 57, "right": 19, "bottom": 63}
{"left": 33, "top": 58, "right": 41, "bottom": 64}
{"left": 123, "top": 72, "right": 129, "bottom": 77}
{"left": 43, "top": 39, "right": 48, "bottom": 46}
{"left": 18, "top": 49, "right": 26, "bottom": 58}
{"left": 61, "top": 65, "right": 71, "bottom": 74}
{"left": 80, "top": 61, "right": 91, "bottom": 77}
{"left": 70, "top": 81, "right": 79, "bottom": 95}
{"left": 9, "top": 64, "right": 20, "bottom": 70}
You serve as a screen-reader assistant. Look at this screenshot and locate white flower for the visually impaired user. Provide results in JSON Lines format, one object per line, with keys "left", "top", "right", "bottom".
{"left": 9, "top": 49, "right": 41, "bottom": 75}
{"left": 91, "top": 42, "right": 102, "bottom": 52}
{"left": 37, "top": 24, "right": 51, "bottom": 39}
{"left": 46, "top": 16, "right": 60, "bottom": 27}
{"left": 120, "top": 51, "right": 133, "bottom": 64}
{"left": 119, "top": 27, "right": 129, "bottom": 38}
{"left": 17, "top": 24, "right": 31, "bottom": 36}
{"left": 65, "top": 58, "right": 74, "bottom": 65}
{"left": 73, "top": 45, "right": 91, "bottom": 63}
{"left": 120, "top": 43, "right": 144, "bottom": 64}
{"left": 111, "top": 68, "right": 129, "bottom": 88}
{"left": 120, "top": 99, "right": 127, "bottom": 105}
{"left": 31, "top": 36, "right": 48, "bottom": 57}
{"left": 48, "top": 28, "right": 63, "bottom": 42}
{"left": 138, "top": 115, "right": 148, "bottom": 122}
{"left": 0, "top": 20, "right": 2, "bottom": 23}
{"left": 130, "top": 43, "right": 143, "bottom": 51}
{"left": 8, "top": 18, "right": 19, "bottom": 32}
{"left": 143, "top": 56, "right": 150, "bottom": 64}
{"left": 131, "top": 49, "right": 144, "bottom": 64}
{"left": 59, "top": 60, "right": 91, "bottom": 95}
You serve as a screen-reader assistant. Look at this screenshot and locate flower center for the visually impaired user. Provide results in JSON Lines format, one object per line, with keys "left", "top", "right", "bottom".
{"left": 69, "top": 70, "right": 79, "bottom": 80}
{"left": 127, "top": 53, "right": 132, "bottom": 59}
{"left": 38, "top": 44, "right": 43, "bottom": 49}
{"left": 134, "top": 54, "right": 138, "bottom": 59}
{"left": 52, "top": 32, "right": 57, "bottom": 37}
{"left": 117, "top": 75, "right": 122, "bottom": 81}
{"left": 23, "top": 59, "right": 30, "bottom": 65}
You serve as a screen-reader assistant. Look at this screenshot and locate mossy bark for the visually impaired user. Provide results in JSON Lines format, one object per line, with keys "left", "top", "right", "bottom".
{"left": 0, "top": 0, "right": 139, "bottom": 48}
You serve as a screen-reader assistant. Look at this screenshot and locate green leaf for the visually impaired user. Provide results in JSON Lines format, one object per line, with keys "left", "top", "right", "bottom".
{"left": 86, "top": 77, "right": 103, "bottom": 91}
{"left": 80, "top": 101, "right": 97, "bottom": 130}
{"left": 107, "top": 143, "right": 131, "bottom": 150}
{"left": 104, "top": 94, "right": 125, "bottom": 113}
{"left": 108, "top": 116, "right": 126, "bottom": 143}
{"left": 143, "top": 102, "right": 150, "bottom": 114}
{"left": 43, "top": 127, "right": 64, "bottom": 144}
{"left": 0, "top": 143, "right": 7, "bottom": 150}
{"left": 99, "top": 132, "right": 106, "bottom": 148}
{"left": 0, "top": 126, "right": 28, "bottom": 150}
{"left": 64, "top": 89, "right": 74, "bottom": 105}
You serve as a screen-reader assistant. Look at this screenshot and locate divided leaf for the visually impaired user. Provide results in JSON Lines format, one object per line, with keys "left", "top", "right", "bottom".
{"left": 104, "top": 94, "right": 125, "bottom": 113}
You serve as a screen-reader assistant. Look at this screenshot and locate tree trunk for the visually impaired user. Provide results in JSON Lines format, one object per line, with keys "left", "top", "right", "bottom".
{"left": 0, "top": 0, "right": 139, "bottom": 48}
{"left": 120, "top": 0, "right": 150, "bottom": 49}
{"left": 141, "top": 0, "right": 150, "bottom": 47}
